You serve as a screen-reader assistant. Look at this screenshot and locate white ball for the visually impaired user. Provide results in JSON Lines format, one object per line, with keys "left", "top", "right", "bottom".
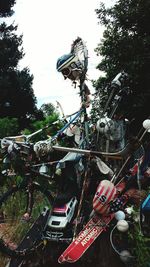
{"left": 115, "top": 210, "right": 126, "bottom": 221}
{"left": 143, "top": 119, "right": 150, "bottom": 130}
{"left": 116, "top": 220, "right": 129, "bottom": 232}
{"left": 120, "top": 250, "right": 132, "bottom": 263}
{"left": 96, "top": 117, "right": 110, "bottom": 134}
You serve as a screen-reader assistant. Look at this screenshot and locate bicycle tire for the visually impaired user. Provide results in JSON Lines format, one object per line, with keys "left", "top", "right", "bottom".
{"left": 0, "top": 183, "right": 53, "bottom": 257}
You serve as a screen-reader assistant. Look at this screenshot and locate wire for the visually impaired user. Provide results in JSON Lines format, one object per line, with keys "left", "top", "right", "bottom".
{"left": 109, "top": 224, "right": 134, "bottom": 259}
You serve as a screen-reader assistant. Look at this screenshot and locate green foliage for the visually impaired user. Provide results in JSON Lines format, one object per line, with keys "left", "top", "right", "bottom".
{"left": 22, "top": 110, "right": 62, "bottom": 142}
{"left": 0, "top": 23, "right": 24, "bottom": 70}
{"left": 91, "top": 76, "right": 108, "bottom": 122}
{"left": 0, "top": 117, "right": 19, "bottom": 138}
{"left": 40, "top": 103, "right": 56, "bottom": 117}
{"left": 0, "top": 10, "right": 38, "bottom": 128}
{"left": 94, "top": 0, "right": 150, "bottom": 130}
{"left": 0, "top": 253, "right": 8, "bottom": 267}
{"left": 0, "top": 23, "right": 38, "bottom": 125}
{"left": 128, "top": 223, "right": 150, "bottom": 267}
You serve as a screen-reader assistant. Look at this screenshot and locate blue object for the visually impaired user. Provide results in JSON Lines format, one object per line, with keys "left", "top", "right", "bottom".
{"left": 56, "top": 53, "right": 75, "bottom": 71}
{"left": 52, "top": 109, "right": 83, "bottom": 141}
{"left": 142, "top": 194, "right": 150, "bottom": 211}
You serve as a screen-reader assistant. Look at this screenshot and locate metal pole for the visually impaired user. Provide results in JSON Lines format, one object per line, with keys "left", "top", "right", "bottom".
{"left": 52, "top": 144, "right": 130, "bottom": 157}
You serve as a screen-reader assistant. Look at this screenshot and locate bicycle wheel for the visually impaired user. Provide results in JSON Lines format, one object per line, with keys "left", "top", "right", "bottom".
{"left": 0, "top": 183, "right": 53, "bottom": 257}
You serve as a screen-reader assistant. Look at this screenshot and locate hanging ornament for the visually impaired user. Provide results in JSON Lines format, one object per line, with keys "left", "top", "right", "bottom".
{"left": 120, "top": 250, "right": 132, "bottom": 263}
{"left": 39, "top": 163, "right": 48, "bottom": 174}
{"left": 96, "top": 117, "right": 111, "bottom": 134}
{"left": 115, "top": 210, "right": 126, "bottom": 221}
{"left": 116, "top": 219, "right": 129, "bottom": 232}
{"left": 143, "top": 119, "right": 150, "bottom": 132}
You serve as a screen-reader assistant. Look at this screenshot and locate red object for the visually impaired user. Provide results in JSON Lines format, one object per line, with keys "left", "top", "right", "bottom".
{"left": 58, "top": 213, "right": 113, "bottom": 264}
{"left": 93, "top": 180, "right": 116, "bottom": 214}
{"left": 129, "top": 156, "right": 144, "bottom": 176}
{"left": 58, "top": 181, "right": 126, "bottom": 264}
{"left": 53, "top": 205, "right": 67, "bottom": 213}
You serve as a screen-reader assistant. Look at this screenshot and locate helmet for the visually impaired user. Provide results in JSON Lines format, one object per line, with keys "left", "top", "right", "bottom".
{"left": 93, "top": 180, "right": 116, "bottom": 214}
{"left": 56, "top": 53, "right": 75, "bottom": 72}
{"left": 56, "top": 53, "right": 83, "bottom": 81}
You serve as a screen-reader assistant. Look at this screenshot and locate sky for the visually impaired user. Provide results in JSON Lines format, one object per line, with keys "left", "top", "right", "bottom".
{"left": 9, "top": 0, "right": 116, "bottom": 115}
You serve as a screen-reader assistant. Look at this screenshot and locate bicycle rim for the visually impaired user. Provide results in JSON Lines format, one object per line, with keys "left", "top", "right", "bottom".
{"left": 0, "top": 184, "right": 52, "bottom": 257}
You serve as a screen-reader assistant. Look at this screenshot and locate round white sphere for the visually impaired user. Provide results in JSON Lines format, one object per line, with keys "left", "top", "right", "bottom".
{"left": 116, "top": 220, "right": 129, "bottom": 232}
{"left": 96, "top": 117, "right": 110, "bottom": 134}
{"left": 143, "top": 119, "right": 150, "bottom": 130}
{"left": 115, "top": 210, "right": 126, "bottom": 221}
{"left": 120, "top": 250, "right": 132, "bottom": 263}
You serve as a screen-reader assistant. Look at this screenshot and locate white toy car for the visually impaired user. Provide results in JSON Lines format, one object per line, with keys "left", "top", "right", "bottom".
{"left": 48, "top": 197, "right": 78, "bottom": 229}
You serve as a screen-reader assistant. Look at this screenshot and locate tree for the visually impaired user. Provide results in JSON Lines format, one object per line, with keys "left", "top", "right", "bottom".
{"left": 0, "top": 117, "right": 19, "bottom": 138}
{"left": 0, "top": 23, "right": 24, "bottom": 70}
{"left": 0, "top": 0, "right": 16, "bottom": 17}
{"left": 94, "top": 0, "right": 150, "bottom": 132}
{"left": 40, "top": 103, "right": 55, "bottom": 117}
{"left": 0, "top": 2, "right": 39, "bottom": 129}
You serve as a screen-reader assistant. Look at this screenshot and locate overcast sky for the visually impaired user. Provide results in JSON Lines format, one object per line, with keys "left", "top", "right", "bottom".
{"left": 10, "top": 0, "right": 115, "bottom": 115}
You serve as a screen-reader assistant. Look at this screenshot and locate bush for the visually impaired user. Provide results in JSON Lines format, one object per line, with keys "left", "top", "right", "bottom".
{"left": 0, "top": 117, "right": 19, "bottom": 138}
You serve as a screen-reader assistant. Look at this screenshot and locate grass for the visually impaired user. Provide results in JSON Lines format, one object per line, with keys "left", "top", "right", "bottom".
{"left": 0, "top": 252, "right": 10, "bottom": 267}
{"left": 0, "top": 188, "right": 51, "bottom": 256}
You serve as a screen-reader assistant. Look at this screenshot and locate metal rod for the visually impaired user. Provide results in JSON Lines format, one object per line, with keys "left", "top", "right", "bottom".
{"left": 103, "top": 86, "right": 116, "bottom": 115}
{"left": 73, "top": 167, "right": 89, "bottom": 240}
{"left": 52, "top": 144, "right": 129, "bottom": 157}
{"left": 51, "top": 109, "right": 83, "bottom": 141}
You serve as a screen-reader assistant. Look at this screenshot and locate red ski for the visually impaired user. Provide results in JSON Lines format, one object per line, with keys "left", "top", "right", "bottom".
{"left": 58, "top": 181, "right": 126, "bottom": 264}
{"left": 58, "top": 212, "right": 115, "bottom": 263}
